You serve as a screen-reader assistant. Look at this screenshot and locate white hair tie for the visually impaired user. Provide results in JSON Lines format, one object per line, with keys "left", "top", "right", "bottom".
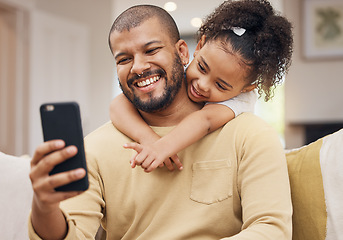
{"left": 230, "top": 27, "right": 246, "bottom": 36}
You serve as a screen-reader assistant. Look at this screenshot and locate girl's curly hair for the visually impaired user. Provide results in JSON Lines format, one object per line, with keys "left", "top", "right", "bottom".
{"left": 197, "top": 0, "right": 293, "bottom": 101}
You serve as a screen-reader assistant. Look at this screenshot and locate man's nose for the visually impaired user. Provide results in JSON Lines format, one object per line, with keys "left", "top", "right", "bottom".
{"left": 131, "top": 55, "right": 150, "bottom": 76}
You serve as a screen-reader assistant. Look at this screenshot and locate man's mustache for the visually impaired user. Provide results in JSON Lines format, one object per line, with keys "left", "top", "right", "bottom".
{"left": 127, "top": 69, "right": 166, "bottom": 86}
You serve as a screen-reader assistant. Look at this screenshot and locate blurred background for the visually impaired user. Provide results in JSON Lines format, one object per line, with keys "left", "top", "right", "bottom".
{"left": 1, "top": 0, "right": 343, "bottom": 156}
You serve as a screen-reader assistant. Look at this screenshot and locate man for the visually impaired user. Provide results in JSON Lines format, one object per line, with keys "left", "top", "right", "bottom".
{"left": 29, "top": 5, "right": 292, "bottom": 239}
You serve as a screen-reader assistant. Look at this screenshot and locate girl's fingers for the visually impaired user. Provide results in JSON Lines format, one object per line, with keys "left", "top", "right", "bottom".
{"left": 145, "top": 160, "right": 162, "bottom": 173}
{"left": 124, "top": 143, "right": 180, "bottom": 172}
{"left": 164, "top": 158, "right": 175, "bottom": 171}
{"left": 135, "top": 151, "right": 151, "bottom": 166}
{"left": 130, "top": 152, "right": 138, "bottom": 168}
{"left": 123, "top": 142, "right": 143, "bottom": 153}
{"left": 124, "top": 143, "right": 143, "bottom": 168}
{"left": 170, "top": 155, "right": 183, "bottom": 170}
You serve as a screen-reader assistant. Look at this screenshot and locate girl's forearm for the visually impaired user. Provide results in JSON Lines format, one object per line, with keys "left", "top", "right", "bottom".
{"left": 110, "top": 94, "right": 160, "bottom": 144}
{"left": 152, "top": 111, "right": 213, "bottom": 158}
{"left": 153, "top": 104, "right": 234, "bottom": 158}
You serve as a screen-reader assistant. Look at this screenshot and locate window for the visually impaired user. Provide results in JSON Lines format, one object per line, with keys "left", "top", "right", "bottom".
{"left": 255, "top": 84, "right": 285, "bottom": 146}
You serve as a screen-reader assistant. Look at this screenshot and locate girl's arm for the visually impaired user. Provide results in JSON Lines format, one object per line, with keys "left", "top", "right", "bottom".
{"left": 125, "top": 104, "right": 235, "bottom": 172}
{"left": 110, "top": 94, "right": 181, "bottom": 170}
{"left": 153, "top": 103, "right": 235, "bottom": 152}
{"left": 151, "top": 91, "right": 257, "bottom": 158}
{"left": 125, "top": 91, "right": 257, "bottom": 172}
{"left": 110, "top": 94, "right": 160, "bottom": 144}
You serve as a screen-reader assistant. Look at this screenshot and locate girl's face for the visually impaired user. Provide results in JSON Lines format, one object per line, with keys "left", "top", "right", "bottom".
{"left": 185, "top": 36, "right": 255, "bottom": 103}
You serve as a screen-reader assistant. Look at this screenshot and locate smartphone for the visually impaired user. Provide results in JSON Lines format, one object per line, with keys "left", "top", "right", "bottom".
{"left": 40, "top": 102, "right": 89, "bottom": 191}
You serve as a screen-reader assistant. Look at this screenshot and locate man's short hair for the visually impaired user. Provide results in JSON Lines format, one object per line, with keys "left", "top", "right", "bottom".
{"left": 108, "top": 5, "right": 180, "bottom": 52}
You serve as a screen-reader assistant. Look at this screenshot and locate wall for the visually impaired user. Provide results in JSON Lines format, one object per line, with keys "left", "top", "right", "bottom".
{"left": 0, "top": 0, "right": 115, "bottom": 155}
{"left": 284, "top": 0, "right": 343, "bottom": 148}
{"left": 0, "top": 5, "right": 21, "bottom": 155}
{"left": 35, "top": 0, "right": 114, "bottom": 132}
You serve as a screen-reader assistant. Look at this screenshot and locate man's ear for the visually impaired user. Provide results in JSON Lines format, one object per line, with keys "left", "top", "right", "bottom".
{"left": 175, "top": 39, "right": 190, "bottom": 66}
{"left": 194, "top": 35, "right": 206, "bottom": 57}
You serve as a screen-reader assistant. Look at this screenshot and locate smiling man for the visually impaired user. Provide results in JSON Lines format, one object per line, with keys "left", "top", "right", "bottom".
{"left": 109, "top": 8, "right": 189, "bottom": 114}
{"left": 28, "top": 4, "right": 292, "bottom": 240}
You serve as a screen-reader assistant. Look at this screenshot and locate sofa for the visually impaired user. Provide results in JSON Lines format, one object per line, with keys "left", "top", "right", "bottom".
{"left": 286, "top": 128, "right": 343, "bottom": 240}
{"left": 1, "top": 128, "right": 342, "bottom": 239}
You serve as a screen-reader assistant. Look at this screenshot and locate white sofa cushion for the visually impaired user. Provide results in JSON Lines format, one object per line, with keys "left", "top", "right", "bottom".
{"left": 0, "top": 152, "right": 33, "bottom": 240}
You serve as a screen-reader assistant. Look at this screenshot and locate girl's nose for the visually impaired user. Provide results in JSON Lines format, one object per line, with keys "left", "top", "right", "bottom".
{"left": 197, "top": 77, "right": 210, "bottom": 92}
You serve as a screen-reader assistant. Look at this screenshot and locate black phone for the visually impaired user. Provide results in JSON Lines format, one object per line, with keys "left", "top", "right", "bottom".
{"left": 40, "top": 102, "right": 89, "bottom": 191}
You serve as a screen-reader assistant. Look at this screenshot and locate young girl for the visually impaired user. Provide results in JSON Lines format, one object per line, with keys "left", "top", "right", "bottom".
{"left": 110, "top": 0, "right": 293, "bottom": 172}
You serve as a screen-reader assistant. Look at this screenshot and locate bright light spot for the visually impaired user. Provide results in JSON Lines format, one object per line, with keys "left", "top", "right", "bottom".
{"left": 191, "top": 17, "right": 202, "bottom": 28}
{"left": 164, "top": 2, "right": 177, "bottom": 12}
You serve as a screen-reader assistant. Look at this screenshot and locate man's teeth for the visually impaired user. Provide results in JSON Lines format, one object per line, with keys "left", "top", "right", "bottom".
{"left": 137, "top": 76, "right": 160, "bottom": 87}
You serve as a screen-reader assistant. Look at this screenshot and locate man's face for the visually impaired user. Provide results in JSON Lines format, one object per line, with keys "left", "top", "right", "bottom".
{"left": 109, "top": 17, "right": 185, "bottom": 113}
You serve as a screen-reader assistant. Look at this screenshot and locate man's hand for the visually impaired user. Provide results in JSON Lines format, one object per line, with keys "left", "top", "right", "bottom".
{"left": 29, "top": 140, "right": 86, "bottom": 239}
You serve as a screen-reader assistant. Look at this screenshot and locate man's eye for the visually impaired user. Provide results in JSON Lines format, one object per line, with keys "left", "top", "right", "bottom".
{"left": 117, "top": 58, "right": 130, "bottom": 65}
{"left": 146, "top": 47, "right": 160, "bottom": 54}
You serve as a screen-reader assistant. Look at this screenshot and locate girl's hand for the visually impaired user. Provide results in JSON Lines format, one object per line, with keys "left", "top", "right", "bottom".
{"left": 123, "top": 142, "right": 183, "bottom": 172}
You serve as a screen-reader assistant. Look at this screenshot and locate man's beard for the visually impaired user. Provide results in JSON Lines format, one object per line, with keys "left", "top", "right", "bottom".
{"left": 119, "top": 52, "right": 184, "bottom": 113}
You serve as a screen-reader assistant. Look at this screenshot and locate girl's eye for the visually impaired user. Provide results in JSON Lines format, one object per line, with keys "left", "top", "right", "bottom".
{"left": 216, "top": 82, "right": 227, "bottom": 90}
{"left": 198, "top": 62, "right": 206, "bottom": 72}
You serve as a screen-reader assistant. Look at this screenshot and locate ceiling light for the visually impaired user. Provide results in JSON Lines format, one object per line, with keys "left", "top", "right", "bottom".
{"left": 164, "top": 2, "right": 177, "bottom": 12}
{"left": 191, "top": 17, "right": 202, "bottom": 28}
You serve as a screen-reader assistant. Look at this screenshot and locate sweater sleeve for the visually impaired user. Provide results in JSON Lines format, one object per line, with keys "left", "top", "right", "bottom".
{"left": 221, "top": 118, "right": 292, "bottom": 240}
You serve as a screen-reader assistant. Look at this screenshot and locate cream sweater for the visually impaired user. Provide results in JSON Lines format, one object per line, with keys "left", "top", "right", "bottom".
{"left": 29, "top": 113, "right": 292, "bottom": 239}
